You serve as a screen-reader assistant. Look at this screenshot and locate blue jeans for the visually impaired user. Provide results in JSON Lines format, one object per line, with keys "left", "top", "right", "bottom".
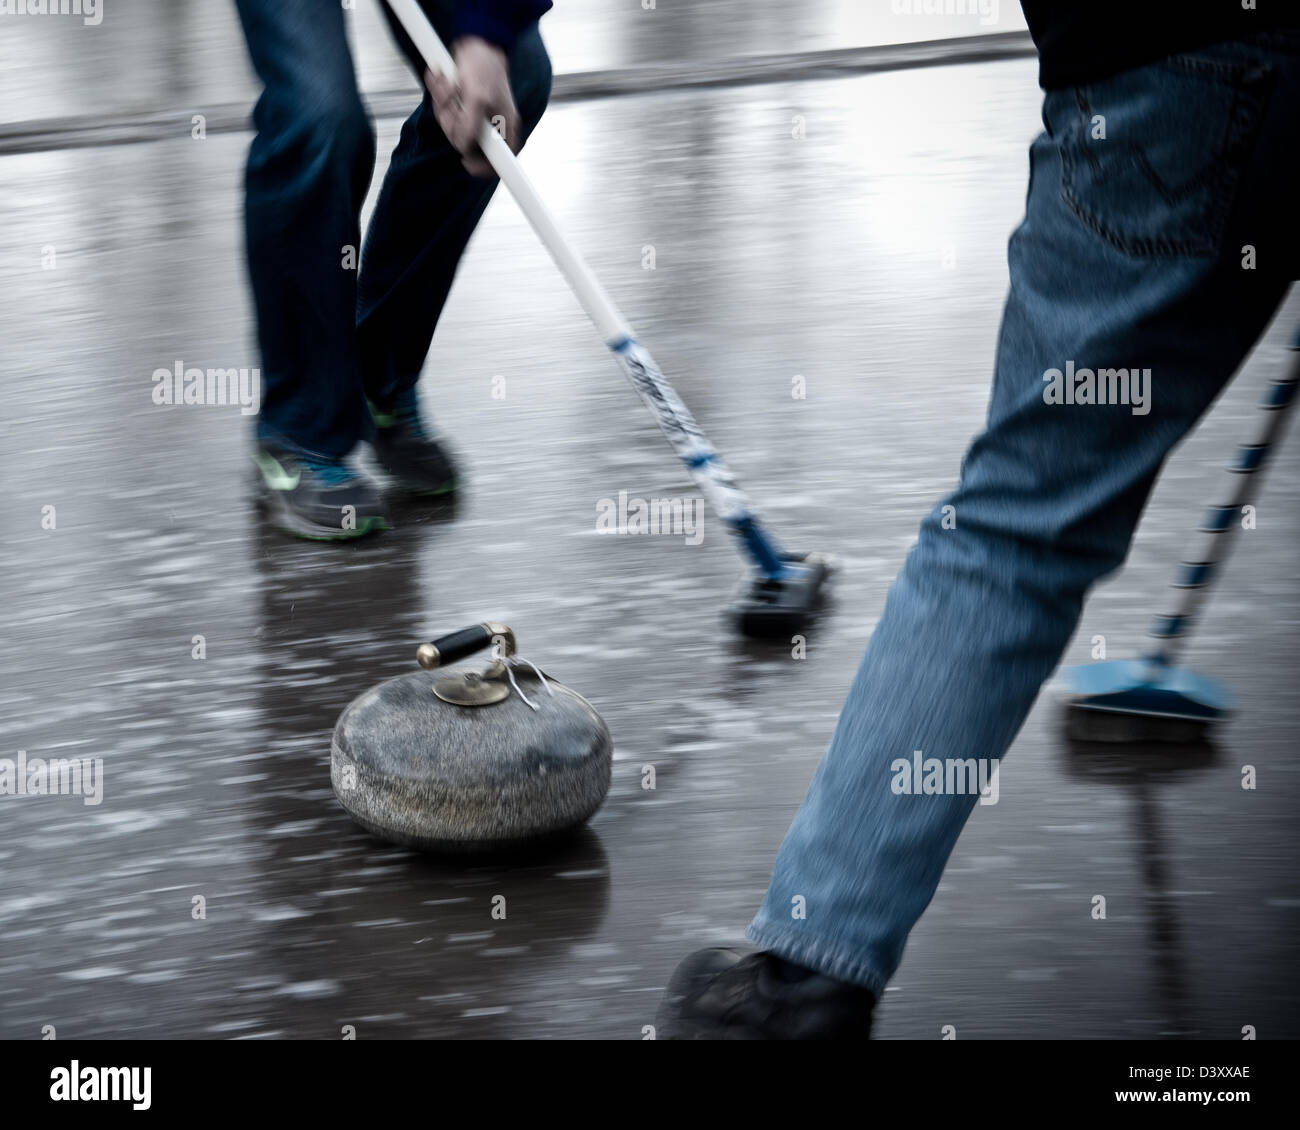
{"left": 748, "top": 32, "right": 1300, "bottom": 993}
{"left": 234, "top": 0, "right": 552, "bottom": 458}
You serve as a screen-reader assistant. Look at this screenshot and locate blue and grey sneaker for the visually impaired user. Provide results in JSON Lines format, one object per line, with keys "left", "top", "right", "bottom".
{"left": 369, "top": 392, "right": 458, "bottom": 497}
{"left": 253, "top": 443, "right": 389, "bottom": 540}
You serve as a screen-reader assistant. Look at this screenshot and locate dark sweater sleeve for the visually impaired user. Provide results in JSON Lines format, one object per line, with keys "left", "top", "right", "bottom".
{"left": 452, "top": 0, "right": 553, "bottom": 50}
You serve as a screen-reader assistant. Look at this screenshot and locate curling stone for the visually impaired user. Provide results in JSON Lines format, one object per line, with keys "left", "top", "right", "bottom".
{"left": 331, "top": 622, "right": 612, "bottom": 851}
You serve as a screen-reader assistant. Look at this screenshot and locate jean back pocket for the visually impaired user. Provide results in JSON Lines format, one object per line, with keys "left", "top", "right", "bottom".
{"left": 1057, "top": 51, "right": 1274, "bottom": 258}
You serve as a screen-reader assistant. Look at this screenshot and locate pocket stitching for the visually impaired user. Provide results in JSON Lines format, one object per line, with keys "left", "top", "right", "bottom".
{"left": 1057, "top": 57, "right": 1273, "bottom": 258}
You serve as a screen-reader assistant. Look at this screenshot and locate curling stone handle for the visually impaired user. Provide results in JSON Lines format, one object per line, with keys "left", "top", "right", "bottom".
{"left": 417, "top": 622, "right": 515, "bottom": 669}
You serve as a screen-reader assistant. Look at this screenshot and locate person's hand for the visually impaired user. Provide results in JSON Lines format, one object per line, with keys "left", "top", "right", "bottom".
{"left": 425, "top": 36, "right": 520, "bottom": 178}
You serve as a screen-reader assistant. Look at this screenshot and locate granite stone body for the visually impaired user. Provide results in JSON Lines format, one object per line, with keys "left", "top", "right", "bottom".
{"left": 331, "top": 666, "right": 612, "bottom": 850}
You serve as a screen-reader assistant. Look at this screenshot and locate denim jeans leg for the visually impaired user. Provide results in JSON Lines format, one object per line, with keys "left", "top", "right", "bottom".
{"left": 235, "top": 0, "right": 377, "bottom": 459}
{"left": 357, "top": 9, "right": 553, "bottom": 411}
{"left": 747, "top": 39, "right": 1296, "bottom": 993}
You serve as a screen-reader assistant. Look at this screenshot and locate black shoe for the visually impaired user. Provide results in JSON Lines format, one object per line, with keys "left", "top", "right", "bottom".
{"left": 369, "top": 393, "right": 458, "bottom": 496}
{"left": 253, "top": 444, "right": 389, "bottom": 540}
{"left": 655, "top": 948, "right": 875, "bottom": 1040}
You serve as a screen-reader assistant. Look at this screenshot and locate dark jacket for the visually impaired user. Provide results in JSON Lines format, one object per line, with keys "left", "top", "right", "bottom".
{"left": 1021, "top": 0, "right": 1300, "bottom": 88}
{"left": 453, "top": 0, "right": 553, "bottom": 51}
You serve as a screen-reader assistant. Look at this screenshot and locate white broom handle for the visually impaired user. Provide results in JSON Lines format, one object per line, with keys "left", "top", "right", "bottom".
{"left": 385, "top": 0, "right": 633, "bottom": 346}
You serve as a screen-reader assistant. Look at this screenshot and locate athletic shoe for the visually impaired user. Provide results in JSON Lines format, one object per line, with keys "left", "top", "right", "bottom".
{"left": 253, "top": 444, "right": 389, "bottom": 540}
{"left": 369, "top": 394, "right": 458, "bottom": 496}
{"left": 655, "top": 948, "right": 875, "bottom": 1040}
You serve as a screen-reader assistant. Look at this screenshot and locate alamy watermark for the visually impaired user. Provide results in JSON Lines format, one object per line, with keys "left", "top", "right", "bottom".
{"left": 50, "top": 1061, "right": 150, "bottom": 1110}
{"left": 0, "top": 0, "right": 103, "bottom": 25}
{"left": 152, "top": 360, "right": 260, "bottom": 415}
{"left": 1042, "top": 360, "right": 1151, "bottom": 415}
{"left": 0, "top": 750, "right": 104, "bottom": 806}
{"left": 596, "top": 490, "right": 704, "bottom": 545}
{"left": 890, "top": 0, "right": 999, "bottom": 27}
{"left": 891, "top": 750, "right": 1000, "bottom": 805}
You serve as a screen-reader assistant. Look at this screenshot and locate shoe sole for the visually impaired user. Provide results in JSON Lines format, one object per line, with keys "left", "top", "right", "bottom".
{"left": 255, "top": 479, "right": 390, "bottom": 541}
{"left": 393, "top": 478, "right": 457, "bottom": 499}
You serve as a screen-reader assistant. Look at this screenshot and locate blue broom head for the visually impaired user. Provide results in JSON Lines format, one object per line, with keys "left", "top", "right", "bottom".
{"left": 1059, "top": 658, "right": 1234, "bottom": 723}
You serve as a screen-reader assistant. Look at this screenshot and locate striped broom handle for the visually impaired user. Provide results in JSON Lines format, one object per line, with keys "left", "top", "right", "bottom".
{"left": 1144, "top": 328, "right": 1300, "bottom": 667}
{"left": 381, "top": 0, "right": 791, "bottom": 578}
